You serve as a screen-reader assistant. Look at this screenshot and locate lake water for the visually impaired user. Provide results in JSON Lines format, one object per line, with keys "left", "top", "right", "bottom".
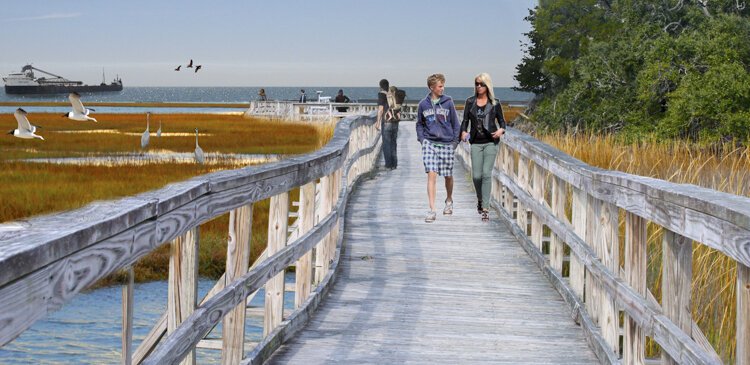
{"left": 0, "top": 274, "right": 297, "bottom": 364}
{"left": 0, "top": 86, "right": 533, "bottom": 114}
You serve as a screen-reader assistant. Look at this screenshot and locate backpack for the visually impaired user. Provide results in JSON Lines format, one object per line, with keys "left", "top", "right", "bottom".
{"left": 383, "top": 86, "right": 406, "bottom": 122}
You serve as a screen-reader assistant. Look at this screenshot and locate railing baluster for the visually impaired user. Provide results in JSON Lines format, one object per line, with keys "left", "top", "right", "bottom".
{"left": 600, "top": 201, "right": 619, "bottom": 353}
{"left": 739, "top": 263, "right": 750, "bottom": 365}
{"left": 585, "top": 195, "right": 601, "bottom": 324}
{"left": 121, "top": 266, "right": 134, "bottom": 365}
{"left": 531, "top": 164, "right": 544, "bottom": 251}
{"left": 661, "top": 229, "right": 693, "bottom": 365}
{"left": 570, "top": 187, "right": 587, "bottom": 302}
{"left": 502, "top": 143, "right": 515, "bottom": 217}
{"left": 517, "top": 155, "right": 529, "bottom": 236}
{"left": 624, "top": 212, "right": 647, "bottom": 365}
{"left": 314, "top": 175, "right": 331, "bottom": 285}
{"left": 167, "top": 227, "right": 199, "bottom": 365}
{"left": 264, "top": 193, "right": 289, "bottom": 336}
{"left": 221, "top": 204, "right": 252, "bottom": 364}
{"left": 550, "top": 175, "right": 565, "bottom": 273}
{"left": 295, "top": 182, "right": 316, "bottom": 308}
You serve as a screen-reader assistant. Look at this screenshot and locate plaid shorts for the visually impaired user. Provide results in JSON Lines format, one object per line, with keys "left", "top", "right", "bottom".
{"left": 422, "top": 139, "right": 455, "bottom": 176}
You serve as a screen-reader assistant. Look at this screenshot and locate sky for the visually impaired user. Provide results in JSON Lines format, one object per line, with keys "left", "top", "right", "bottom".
{"left": 0, "top": 0, "right": 537, "bottom": 88}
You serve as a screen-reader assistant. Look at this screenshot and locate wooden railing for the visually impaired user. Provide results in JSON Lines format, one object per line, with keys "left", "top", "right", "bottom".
{"left": 455, "top": 130, "right": 750, "bottom": 365}
{"left": 244, "top": 101, "right": 418, "bottom": 121}
{"left": 0, "top": 114, "right": 381, "bottom": 364}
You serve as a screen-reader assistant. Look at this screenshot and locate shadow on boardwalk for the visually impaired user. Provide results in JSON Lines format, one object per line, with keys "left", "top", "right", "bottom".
{"left": 268, "top": 122, "right": 598, "bottom": 364}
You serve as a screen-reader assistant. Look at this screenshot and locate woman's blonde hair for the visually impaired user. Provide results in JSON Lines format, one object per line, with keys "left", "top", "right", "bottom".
{"left": 474, "top": 72, "right": 495, "bottom": 105}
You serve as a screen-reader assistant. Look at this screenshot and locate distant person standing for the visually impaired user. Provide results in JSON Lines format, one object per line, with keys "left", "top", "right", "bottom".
{"left": 334, "top": 89, "right": 350, "bottom": 112}
{"left": 377, "top": 79, "right": 399, "bottom": 170}
{"left": 258, "top": 88, "right": 267, "bottom": 101}
{"left": 299, "top": 89, "right": 307, "bottom": 103}
{"left": 460, "top": 72, "right": 506, "bottom": 222}
{"left": 416, "top": 73, "right": 460, "bottom": 223}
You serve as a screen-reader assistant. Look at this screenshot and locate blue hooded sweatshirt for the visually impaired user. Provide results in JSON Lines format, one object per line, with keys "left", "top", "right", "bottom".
{"left": 416, "top": 93, "right": 460, "bottom": 145}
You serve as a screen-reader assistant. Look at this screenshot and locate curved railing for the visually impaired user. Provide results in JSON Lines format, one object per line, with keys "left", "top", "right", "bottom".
{"left": 456, "top": 130, "right": 749, "bottom": 364}
{"left": 0, "top": 114, "right": 381, "bottom": 364}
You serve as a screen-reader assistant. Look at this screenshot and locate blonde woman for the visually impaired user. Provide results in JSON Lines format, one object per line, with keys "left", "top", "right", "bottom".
{"left": 460, "top": 73, "right": 506, "bottom": 222}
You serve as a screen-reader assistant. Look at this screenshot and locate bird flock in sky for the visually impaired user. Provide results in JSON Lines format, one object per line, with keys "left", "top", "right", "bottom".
{"left": 175, "top": 59, "right": 202, "bottom": 73}
{"left": 6, "top": 92, "right": 206, "bottom": 164}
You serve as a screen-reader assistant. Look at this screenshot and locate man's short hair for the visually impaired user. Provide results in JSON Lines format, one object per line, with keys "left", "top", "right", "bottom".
{"left": 379, "top": 79, "right": 389, "bottom": 91}
{"left": 427, "top": 73, "right": 445, "bottom": 88}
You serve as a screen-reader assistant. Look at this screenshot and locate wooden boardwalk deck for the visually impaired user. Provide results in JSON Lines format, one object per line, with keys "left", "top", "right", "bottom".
{"left": 267, "top": 122, "right": 598, "bottom": 364}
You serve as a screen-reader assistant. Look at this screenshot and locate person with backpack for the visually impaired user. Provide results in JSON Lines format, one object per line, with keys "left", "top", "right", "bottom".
{"left": 377, "top": 78, "right": 399, "bottom": 170}
{"left": 460, "top": 72, "right": 506, "bottom": 222}
{"left": 416, "top": 73, "right": 461, "bottom": 223}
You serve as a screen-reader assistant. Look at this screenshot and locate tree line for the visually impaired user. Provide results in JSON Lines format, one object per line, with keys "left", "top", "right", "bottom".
{"left": 515, "top": 0, "right": 750, "bottom": 143}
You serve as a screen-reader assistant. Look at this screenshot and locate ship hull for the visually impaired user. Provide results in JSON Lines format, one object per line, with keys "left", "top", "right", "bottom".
{"left": 4, "top": 83, "right": 123, "bottom": 95}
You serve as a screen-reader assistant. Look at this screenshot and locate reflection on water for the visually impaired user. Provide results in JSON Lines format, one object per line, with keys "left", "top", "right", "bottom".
{"left": 18, "top": 153, "right": 281, "bottom": 167}
{"left": 0, "top": 274, "right": 296, "bottom": 364}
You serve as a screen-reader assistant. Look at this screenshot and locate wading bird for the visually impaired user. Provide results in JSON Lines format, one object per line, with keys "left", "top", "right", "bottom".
{"left": 174, "top": 65, "right": 181, "bottom": 71}
{"left": 156, "top": 120, "right": 162, "bottom": 137}
{"left": 194, "top": 128, "right": 204, "bottom": 164}
{"left": 65, "top": 92, "right": 97, "bottom": 122}
{"left": 141, "top": 112, "right": 150, "bottom": 149}
{"left": 186, "top": 59, "right": 193, "bottom": 68}
{"left": 194, "top": 65, "right": 202, "bottom": 73}
{"left": 8, "top": 108, "right": 44, "bottom": 140}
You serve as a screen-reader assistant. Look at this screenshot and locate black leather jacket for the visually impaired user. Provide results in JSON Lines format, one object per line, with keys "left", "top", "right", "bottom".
{"left": 460, "top": 96, "right": 506, "bottom": 145}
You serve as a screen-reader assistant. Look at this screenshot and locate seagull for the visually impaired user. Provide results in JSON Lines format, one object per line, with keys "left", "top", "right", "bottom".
{"left": 174, "top": 65, "right": 181, "bottom": 71}
{"left": 156, "top": 120, "right": 162, "bottom": 137}
{"left": 194, "top": 65, "right": 202, "bottom": 73}
{"left": 64, "top": 92, "right": 97, "bottom": 122}
{"left": 8, "top": 108, "right": 44, "bottom": 140}
{"left": 141, "top": 112, "right": 150, "bottom": 149}
{"left": 187, "top": 59, "right": 193, "bottom": 68}
{"left": 194, "top": 128, "right": 204, "bottom": 164}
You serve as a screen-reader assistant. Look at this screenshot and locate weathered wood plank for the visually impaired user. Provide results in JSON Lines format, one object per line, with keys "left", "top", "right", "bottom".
{"left": 739, "top": 263, "right": 750, "bottom": 365}
{"left": 661, "top": 229, "right": 693, "bottom": 365}
{"left": 121, "top": 266, "right": 134, "bottom": 365}
{"left": 167, "top": 228, "right": 198, "bottom": 365}
{"left": 531, "top": 163, "right": 545, "bottom": 250}
{"left": 517, "top": 155, "right": 530, "bottom": 236}
{"left": 550, "top": 175, "right": 566, "bottom": 273}
{"left": 295, "top": 182, "right": 316, "bottom": 308}
{"left": 264, "top": 193, "right": 289, "bottom": 336}
{"left": 570, "top": 187, "right": 587, "bottom": 302}
{"left": 222, "top": 204, "right": 253, "bottom": 365}
{"left": 599, "top": 201, "right": 619, "bottom": 353}
{"left": 586, "top": 195, "right": 601, "bottom": 324}
{"left": 624, "top": 212, "right": 647, "bottom": 365}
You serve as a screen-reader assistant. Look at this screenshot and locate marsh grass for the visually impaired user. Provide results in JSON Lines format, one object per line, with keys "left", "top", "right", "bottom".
{"left": 1, "top": 112, "right": 335, "bottom": 288}
{"left": 540, "top": 132, "right": 749, "bottom": 361}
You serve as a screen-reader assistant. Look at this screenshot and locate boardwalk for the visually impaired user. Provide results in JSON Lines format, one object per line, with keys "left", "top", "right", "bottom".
{"left": 268, "top": 122, "right": 598, "bottom": 364}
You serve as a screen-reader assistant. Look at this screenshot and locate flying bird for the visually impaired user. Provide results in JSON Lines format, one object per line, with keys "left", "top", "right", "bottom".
{"left": 194, "top": 128, "right": 204, "bottom": 164}
{"left": 194, "top": 65, "right": 202, "bottom": 73}
{"left": 156, "top": 120, "right": 162, "bottom": 137}
{"left": 141, "top": 112, "right": 150, "bottom": 149}
{"left": 174, "top": 65, "right": 181, "bottom": 71}
{"left": 187, "top": 59, "right": 193, "bottom": 68}
{"left": 65, "top": 92, "right": 97, "bottom": 122}
{"left": 8, "top": 108, "right": 44, "bottom": 140}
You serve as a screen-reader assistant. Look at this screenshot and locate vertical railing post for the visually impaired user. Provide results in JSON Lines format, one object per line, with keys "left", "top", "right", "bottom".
{"left": 517, "top": 155, "right": 529, "bottom": 236}
{"left": 661, "top": 229, "right": 693, "bottom": 365}
{"left": 550, "top": 176, "right": 566, "bottom": 273}
{"left": 738, "top": 263, "right": 750, "bottom": 365}
{"left": 531, "top": 164, "right": 544, "bottom": 251}
{"left": 221, "top": 204, "right": 253, "bottom": 365}
{"left": 600, "top": 201, "right": 619, "bottom": 353}
{"left": 314, "top": 175, "right": 331, "bottom": 285}
{"left": 624, "top": 212, "right": 647, "bottom": 365}
{"left": 264, "top": 193, "right": 289, "bottom": 336}
{"left": 570, "top": 188, "right": 587, "bottom": 303}
{"left": 586, "top": 196, "right": 601, "bottom": 324}
{"left": 502, "top": 144, "right": 515, "bottom": 217}
{"left": 295, "top": 182, "right": 316, "bottom": 308}
{"left": 168, "top": 227, "right": 199, "bottom": 365}
{"left": 121, "top": 266, "right": 134, "bottom": 365}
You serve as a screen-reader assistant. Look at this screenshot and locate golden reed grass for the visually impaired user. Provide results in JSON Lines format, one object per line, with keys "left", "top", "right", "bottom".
{"left": 0, "top": 112, "right": 336, "bottom": 286}
{"left": 540, "top": 132, "right": 749, "bottom": 361}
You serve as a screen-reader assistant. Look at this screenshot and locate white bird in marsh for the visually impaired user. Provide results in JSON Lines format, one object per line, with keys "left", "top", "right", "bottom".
{"left": 156, "top": 120, "right": 162, "bottom": 137}
{"left": 65, "top": 92, "right": 97, "bottom": 122}
{"left": 141, "top": 112, "right": 150, "bottom": 149}
{"left": 8, "top": 108, "right": 44, "bottom": 140}
{"left": 194, "top": 128, "right": 204, "bottom": 164}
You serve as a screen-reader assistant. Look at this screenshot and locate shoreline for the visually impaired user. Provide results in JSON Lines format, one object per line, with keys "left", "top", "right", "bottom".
{"left": 0, "top": 101, "right": 250, "bottom": 108}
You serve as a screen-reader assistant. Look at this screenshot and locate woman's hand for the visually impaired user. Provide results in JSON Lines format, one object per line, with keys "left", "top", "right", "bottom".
{"left": 460, "top": 131, "right": 469, "bottom": 142}
{"left": 492, "top": 128, "right": 505, "bottom": 139}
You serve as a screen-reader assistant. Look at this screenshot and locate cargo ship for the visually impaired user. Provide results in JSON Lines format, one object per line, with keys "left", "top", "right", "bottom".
{"left": 2, "top": 65, "right": 123, "bottom": 94}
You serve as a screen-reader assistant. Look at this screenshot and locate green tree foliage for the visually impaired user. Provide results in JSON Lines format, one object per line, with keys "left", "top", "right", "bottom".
{"left": 517, "top": 0, "right": 750, "bottom": 143}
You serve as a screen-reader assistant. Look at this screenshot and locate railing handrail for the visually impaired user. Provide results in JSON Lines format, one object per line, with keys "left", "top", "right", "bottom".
{"left": 0, "top": 113, "right": 379, "bottom": 349}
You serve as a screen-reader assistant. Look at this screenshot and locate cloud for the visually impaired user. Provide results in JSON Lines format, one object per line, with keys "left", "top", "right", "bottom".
{"left": 2, "top": 13, "right": 81, "bottom": 22}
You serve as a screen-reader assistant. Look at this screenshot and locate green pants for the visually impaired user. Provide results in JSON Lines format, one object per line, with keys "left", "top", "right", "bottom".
{"left": 470, "top": 142, "right": 499, "bottom": 208}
